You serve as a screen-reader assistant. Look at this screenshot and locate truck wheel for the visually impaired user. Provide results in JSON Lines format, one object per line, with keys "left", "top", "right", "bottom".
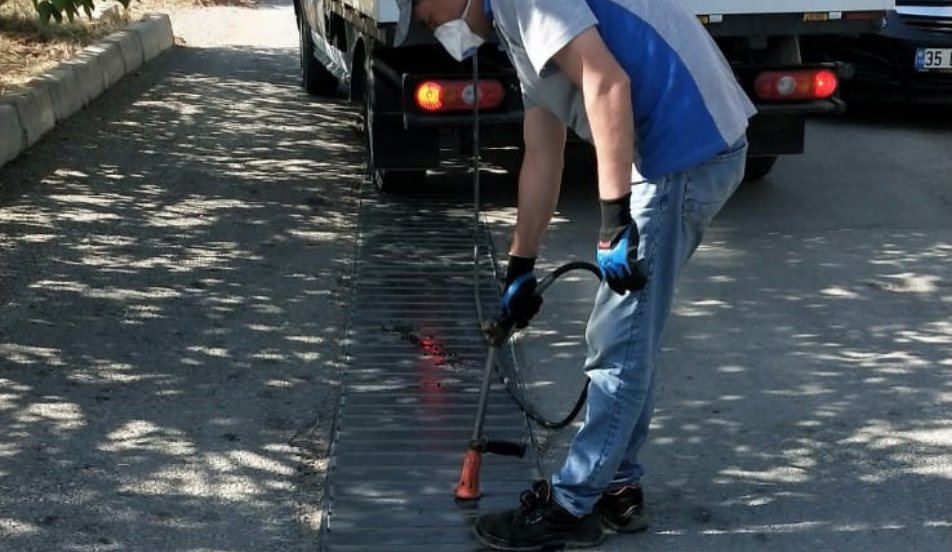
{"left": 373, "top": 169, "right": 426, "bottom": 193}
{"left": 743, "top": 156, "right": 778, "bottom": 182}
{"left": 298, "top": 14, "right": 338, "bottom": 96}
{"left": 361, "top": 52, "right": 425, "bottom": 193}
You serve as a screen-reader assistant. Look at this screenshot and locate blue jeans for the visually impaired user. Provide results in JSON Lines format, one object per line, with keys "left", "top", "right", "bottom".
{"left": 551, "top": 140, "right": 748, "bottom": 517}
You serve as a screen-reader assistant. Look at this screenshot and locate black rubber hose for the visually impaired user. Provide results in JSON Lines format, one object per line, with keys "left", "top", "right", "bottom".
{"left": 537, "top": 261, "right": 602, "bottom": 294}
{"left": 495, "top": 260, "right": 601, "bottom": 430}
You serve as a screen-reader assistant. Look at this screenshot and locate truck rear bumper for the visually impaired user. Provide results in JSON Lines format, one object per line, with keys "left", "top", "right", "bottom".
{"left": 404, "top": 112, "right": 524, "bottom": 128}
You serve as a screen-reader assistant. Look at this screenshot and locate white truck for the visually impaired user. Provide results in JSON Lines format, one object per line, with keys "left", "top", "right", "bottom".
{"left": 295, "top": 0, "right": 895, "bottom": 190}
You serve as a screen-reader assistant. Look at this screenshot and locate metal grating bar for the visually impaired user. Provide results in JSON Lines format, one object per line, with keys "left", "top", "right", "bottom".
{"left": 320, "top": 188, "right": 539, "bottom": 551}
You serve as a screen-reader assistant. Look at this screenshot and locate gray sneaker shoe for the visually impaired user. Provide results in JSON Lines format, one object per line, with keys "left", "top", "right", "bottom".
{"left": 596, "top": 485, "right": 650, "bottom": 533}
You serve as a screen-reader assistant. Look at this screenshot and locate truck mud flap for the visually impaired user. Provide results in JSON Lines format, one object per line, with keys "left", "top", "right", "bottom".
{"left": 746, "top": 112, "right": 806, "bottom": 156}
{"left": 370, "top": 115, "right": 440, "bottom": 169}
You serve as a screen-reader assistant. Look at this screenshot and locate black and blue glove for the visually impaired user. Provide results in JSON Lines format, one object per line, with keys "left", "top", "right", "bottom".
{"left": 500, "top": 255, "right": 543, "bottom": 329}
{"left": 596, "top": 193, "right": 648, "bottom": 295}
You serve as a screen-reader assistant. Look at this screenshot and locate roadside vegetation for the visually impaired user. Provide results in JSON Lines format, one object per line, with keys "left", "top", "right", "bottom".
{"left": 0, "top": 0, "right": 135, "bottom": 94}
{"left": 0, "top": 0, "right": 260, "bottom": 95}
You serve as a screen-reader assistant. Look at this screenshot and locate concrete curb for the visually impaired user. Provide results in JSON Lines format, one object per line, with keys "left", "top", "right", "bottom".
{"left": 0, "top": 13, "right": 174, "bottom": 168}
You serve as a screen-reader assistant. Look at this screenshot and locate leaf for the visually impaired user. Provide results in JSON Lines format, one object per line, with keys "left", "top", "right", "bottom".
{"left": 35, "top": 0, "right": 52, "bottom": 23}
{"left": 80, "top": 0, "right": 94, "bottom": 18}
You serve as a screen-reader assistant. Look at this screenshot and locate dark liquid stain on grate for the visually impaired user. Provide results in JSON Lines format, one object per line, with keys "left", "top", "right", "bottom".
{"left": 320, "top": 186, "right": 540, "bottom": 552}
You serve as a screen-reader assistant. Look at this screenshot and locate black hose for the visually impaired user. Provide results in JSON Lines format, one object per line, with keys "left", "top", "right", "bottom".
{"left": 493, "top": 260, "right": 601, "bottom": 430}
{"left": 537, "top": 261, "right": 602, "bottom": 294}
{"left": 502, "top": 370, "right": 590, "bottom": 430}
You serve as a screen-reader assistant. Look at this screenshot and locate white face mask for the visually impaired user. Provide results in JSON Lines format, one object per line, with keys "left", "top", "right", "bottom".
{"left": 433, "top": 0, "right": 485, "bottom": 62}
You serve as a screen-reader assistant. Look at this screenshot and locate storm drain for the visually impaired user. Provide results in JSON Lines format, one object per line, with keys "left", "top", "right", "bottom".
{"left": 320, "top": 186, "right": 540, "bottom": 551}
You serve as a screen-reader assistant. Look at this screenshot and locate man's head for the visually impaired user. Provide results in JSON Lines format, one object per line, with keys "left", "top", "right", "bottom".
{"left": 394, "top": 0, "right": 491, "bottom": 47}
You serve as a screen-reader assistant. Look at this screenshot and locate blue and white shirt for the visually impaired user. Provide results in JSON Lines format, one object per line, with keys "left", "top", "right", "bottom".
{"left": 488, "top": 0, "right": 757, "bottom": 180}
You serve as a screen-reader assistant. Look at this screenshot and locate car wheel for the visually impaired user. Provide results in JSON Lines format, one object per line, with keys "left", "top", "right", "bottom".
{"left": 373, "top": 169, "right": 426, "bottom": 193}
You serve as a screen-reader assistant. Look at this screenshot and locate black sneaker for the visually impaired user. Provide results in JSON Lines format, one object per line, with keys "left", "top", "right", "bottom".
{"left": 596, "top": 484, "right": 650, "bottom": 533}
{"left": 473, "top": 480, "right": 605, "bottom": 551}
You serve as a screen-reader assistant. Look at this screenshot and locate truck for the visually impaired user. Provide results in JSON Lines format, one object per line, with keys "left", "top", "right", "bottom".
{"left": 294, "top": 0, "right": 895, "bottom": 190}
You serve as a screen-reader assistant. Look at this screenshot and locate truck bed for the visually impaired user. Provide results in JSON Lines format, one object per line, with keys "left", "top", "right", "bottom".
{"left": 681, "top": 0, "right": 893, "bottom": 14}
{"left": 339, "top": 0, "right": 895, "bottom": 25}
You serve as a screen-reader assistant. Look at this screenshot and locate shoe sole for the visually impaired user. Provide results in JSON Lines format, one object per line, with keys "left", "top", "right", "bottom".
{"left": 472, "top": 524, "right": 606, "bottom": 551}
{"left": 601, "top": 514, "right": 650, "bottom": 534}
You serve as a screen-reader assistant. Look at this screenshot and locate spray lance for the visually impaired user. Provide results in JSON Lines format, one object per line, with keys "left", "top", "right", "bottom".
{"left": 454, "top": 47, "right": 603, "bottom": 502}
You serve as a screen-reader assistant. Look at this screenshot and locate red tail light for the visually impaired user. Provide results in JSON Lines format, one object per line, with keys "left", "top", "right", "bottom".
{"left": 415, "top": 79, "right": 505, "bottom": 112}
{"left": 843, "top": 11, "right": 881, "bottom": 20}
{"left": 754, "top": 69, "right": 839, "bottom": 101}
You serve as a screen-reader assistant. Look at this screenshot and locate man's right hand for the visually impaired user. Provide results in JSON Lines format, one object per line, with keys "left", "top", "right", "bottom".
{"left": 500, "top": 255, "right": 543, "bottom": 329}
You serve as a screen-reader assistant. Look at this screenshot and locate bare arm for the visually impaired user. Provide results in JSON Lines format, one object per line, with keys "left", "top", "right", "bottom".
{"left": 551, "top": 27, "right": 634, "bottom": 201}
{"left": 508, "top": 105, "right": 567, "bottom": 258}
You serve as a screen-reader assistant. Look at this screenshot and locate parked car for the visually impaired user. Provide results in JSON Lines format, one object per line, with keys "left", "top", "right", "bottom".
{"left": 803, "top": 1, "right": 952, "bottom": 104}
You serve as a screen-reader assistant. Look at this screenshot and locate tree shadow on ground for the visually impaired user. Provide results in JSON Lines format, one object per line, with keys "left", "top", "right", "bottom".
{"left": 0, "top": 43, "right": 361, "bottom": 551}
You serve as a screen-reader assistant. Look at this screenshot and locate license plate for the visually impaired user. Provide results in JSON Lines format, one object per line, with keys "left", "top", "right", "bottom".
{"left": 915, "top": 48, "right": 952, "bottom": 72}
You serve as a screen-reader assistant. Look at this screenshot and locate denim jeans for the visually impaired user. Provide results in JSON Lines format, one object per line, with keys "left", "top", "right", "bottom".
{"left": 551, "top": 139, "right": 748, "bottom": 517}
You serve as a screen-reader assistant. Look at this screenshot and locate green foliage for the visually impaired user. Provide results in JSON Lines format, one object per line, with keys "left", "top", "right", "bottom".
{"left": 30, "top": 0, "right": 133, "bottom": 23}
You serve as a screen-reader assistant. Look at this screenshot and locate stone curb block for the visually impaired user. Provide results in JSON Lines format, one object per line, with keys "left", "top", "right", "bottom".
{"left": 8, "top": 87, "right": 57, "bottom": 147}
{"left": 130, "top": 14, "right": 174, "bottom": 62}
{"left": 63, "top": 52, "right": 106, "bottom": 107}
{"left": 0, "top": 104, "right": 24, "bottom": 167}
{"left": 37, "top": 67, "right": 84, "bottom": 122}
{"left": 0, "top": 13, "right": 174, "bottom": 169}
{"left": 96, "top": 42, "right": 128, "bottom": 89}
{"left": 103, "top": 29, "right": 146, "bottom": 74}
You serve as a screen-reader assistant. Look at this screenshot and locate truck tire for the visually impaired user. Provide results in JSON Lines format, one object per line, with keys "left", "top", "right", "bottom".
{"left": 360, "top": 51, "right": 425, "bottom": 193}
{"left": 373, "top": 169, "right": 426, "bottom": 193}
{"left": 298, "top": 14, "right": 338, "bottom": 96}
{"left": 743, "top": 155, "right": 778, "bottom": 182}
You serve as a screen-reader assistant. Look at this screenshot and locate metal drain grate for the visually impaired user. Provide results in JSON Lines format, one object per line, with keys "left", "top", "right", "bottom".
{"left": 320, "top": 187, "right": 540, "bottom": 551}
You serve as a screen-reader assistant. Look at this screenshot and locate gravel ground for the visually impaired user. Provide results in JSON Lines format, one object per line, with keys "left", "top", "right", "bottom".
{"left": 0, "top": 1, "right": 358, "bottom": 550}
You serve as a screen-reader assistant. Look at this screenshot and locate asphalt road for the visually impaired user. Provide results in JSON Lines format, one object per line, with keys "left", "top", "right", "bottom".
{"left": 477, "top": 107, "right": 952, "bottom": 552}
{"left": 0, "top": 2, "right": 357, "bottom": 550}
